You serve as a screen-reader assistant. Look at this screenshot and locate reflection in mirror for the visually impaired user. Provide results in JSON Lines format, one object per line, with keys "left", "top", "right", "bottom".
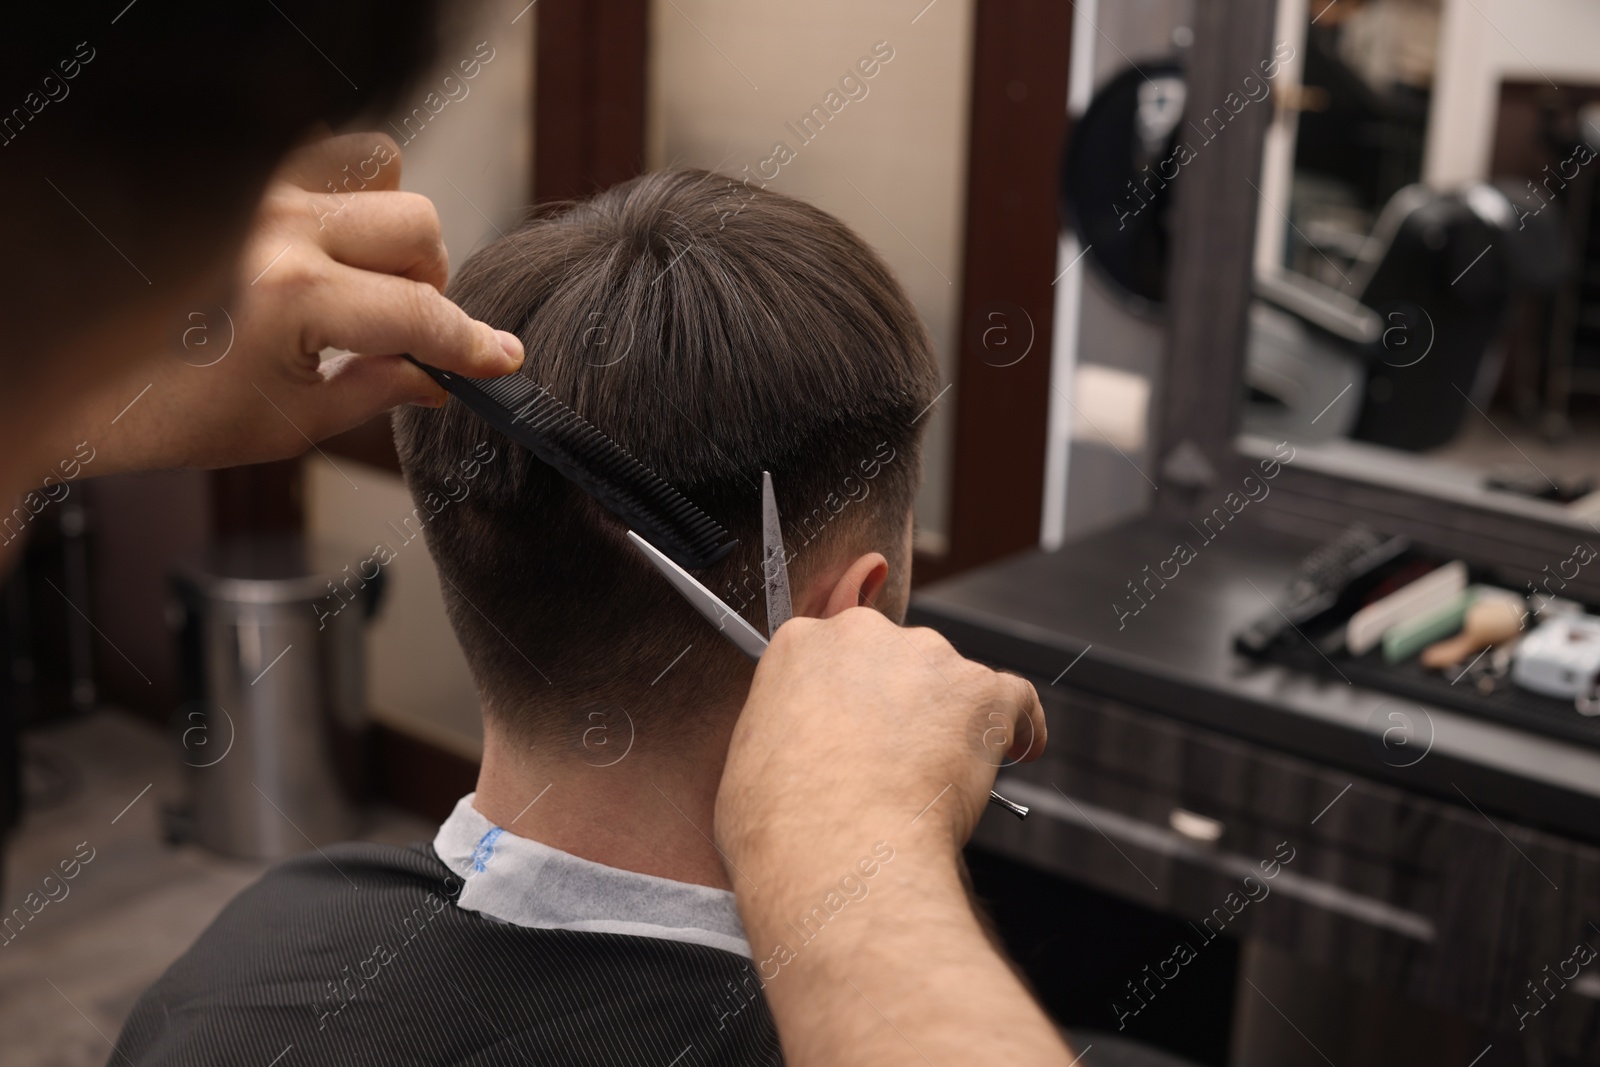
{"left": 1239, "top": 0, "right": 1600, "bottom": 517}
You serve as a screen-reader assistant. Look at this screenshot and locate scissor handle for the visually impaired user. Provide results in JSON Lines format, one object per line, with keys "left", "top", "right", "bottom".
{"left": 989, "top": 790, "right": 1029, "bottom": 819}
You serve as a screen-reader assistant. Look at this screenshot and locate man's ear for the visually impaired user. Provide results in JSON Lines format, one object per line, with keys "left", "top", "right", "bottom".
{"left": 822, "top": 553, "right": 890, "bottom": 618}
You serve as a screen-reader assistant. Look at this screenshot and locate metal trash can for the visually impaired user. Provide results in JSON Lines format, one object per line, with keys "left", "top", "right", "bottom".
{"left": 166, "top": 537, "right": 383, "bottom": 860}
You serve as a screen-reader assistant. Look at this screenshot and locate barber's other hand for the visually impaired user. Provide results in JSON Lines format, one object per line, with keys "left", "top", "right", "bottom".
{"left": 715, "top": 609, "right": 1072, "bottom": 1067}
{"left": 95, "top": 131, "right": 522, "bottom": 474}
{"left": 715, "top": 607, "right": 1045, "bottom": 878}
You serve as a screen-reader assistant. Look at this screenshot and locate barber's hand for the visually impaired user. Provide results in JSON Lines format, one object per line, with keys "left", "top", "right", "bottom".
{"left": 715, "top": 607, "right": 1045, "bottom": 877}
{"left": 89, "top": 131, "right": 522, "bottom": 474}
{"left": 715, "top": 609, "right": 1071, "bottom": 1067}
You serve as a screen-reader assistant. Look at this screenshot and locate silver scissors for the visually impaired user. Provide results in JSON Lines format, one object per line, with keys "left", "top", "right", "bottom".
{"left": 627, "top": 471, "right": 1029, "bottom": 820}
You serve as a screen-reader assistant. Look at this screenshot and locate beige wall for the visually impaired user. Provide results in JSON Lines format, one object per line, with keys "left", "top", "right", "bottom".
{"left": 309, "top": 0, "right": 536, "bottom": 757}
{"left": 305, "top": 455, "right": 486, "bottom": 759}
{"left": 398, "top": 0, "right": 535, "bottom": 277}
{"left": 646, "top": 0, "right": 976, "bottom": 548}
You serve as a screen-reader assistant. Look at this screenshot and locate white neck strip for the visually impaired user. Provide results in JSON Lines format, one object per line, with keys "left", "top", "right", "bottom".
{"left": 432, "top": 793, "right": 751, "bottom": 959}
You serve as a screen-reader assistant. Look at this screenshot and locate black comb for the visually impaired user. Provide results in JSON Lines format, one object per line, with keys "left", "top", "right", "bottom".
{"left": 406, "top": 356, "right": 737, "bottom": 569}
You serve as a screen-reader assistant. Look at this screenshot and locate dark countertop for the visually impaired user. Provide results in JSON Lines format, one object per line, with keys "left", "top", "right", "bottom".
{"left": 909, "top": 517, "right": 1600, "bottom": 844}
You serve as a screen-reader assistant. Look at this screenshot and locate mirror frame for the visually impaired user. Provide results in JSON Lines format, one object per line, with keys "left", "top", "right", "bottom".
{"left": 1155, "top": 0, "right": 1600, "bottom": 603}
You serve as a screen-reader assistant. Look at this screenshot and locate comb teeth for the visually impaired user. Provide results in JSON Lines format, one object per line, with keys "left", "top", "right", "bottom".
{"left": 409, "top": 359, "right": 736, "bottom": 569}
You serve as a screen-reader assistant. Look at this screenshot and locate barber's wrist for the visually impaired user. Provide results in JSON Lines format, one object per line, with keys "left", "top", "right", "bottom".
{"left": 720, "top": 774, "right": 983, "bottom": 893}
{"left": 729, "top": 817, "right": 966, "bottom": 930}
{"left": 733, "top": 844, "right": 968, "bottom": 975}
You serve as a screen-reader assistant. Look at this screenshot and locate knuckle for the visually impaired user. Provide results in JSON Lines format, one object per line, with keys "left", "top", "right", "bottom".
{"left": 961, "top": 662, "right": 1004, "bottom": 700}
{"left": 369, "top": 132, "right": 402, "bottom": 165}
{"left": 992, "top": 668, "right": 1026, "bottom": 700}
{"left": 420, "top": 239, "right": 451, "bottom": 285}
{"left": 769, "top": 616, "right": 813, "bottom": 653}
{"left": 403, "top": 281, "right": 470, "bottom": 351}
{"left": 767, "top": 616, "right": 798, "bottom": 645}
{"left": 258, "top": 187, "right": 307, "bottom": 229}
{"left": 1020, "top": 675, "right": 1041, "bottom": 701}
{"left": 390, "top": 194, "right": 449, "bottom": 281}
{"left": 392, "top": 191, "right": 441, "bottom": 234}
{"left": 846, "top": 605, "right": 883, "bottom": 630}
{"left": 400, "top": 279, "right": 445, "bottom": 331}
{"left": 264, "top": 249, "right": 323, "bottom": 298}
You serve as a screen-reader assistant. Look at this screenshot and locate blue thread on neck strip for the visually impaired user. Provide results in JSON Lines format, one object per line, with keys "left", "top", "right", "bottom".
{"left": 471, "top": 827, "right": 504, "bottom": 873}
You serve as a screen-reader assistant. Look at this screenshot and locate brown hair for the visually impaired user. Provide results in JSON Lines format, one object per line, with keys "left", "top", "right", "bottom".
{"left": 393, "top": 169, "right": 939, "bottom": 740}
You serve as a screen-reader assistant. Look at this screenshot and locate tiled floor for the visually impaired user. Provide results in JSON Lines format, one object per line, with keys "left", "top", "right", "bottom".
{"left": 0, "top": 709, "right": 433, "bottom": 1067}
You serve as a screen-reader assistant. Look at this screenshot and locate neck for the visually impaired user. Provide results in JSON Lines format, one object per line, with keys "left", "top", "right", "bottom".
{"left": 471, "top": 709, "right": 738, "bottom": 891}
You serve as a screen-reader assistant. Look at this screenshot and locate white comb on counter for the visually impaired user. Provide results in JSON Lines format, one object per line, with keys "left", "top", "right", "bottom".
{"left": 1346, "top": 560, "right": 1468, "bottom": 656}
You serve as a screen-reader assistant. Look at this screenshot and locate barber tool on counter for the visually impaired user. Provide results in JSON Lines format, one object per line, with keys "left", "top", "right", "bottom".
{"left": 1233, "top": 525, "right": 1411, "bottom": 657}
{"left": 1346, "top": 560, "right": 1468, "bottom": 658}
{"left": 1235, "top": 525, "right": 1600, "bottom": 742}
{"left": 1417, "top": 594, "right": 1524, "bottom": 670}
{"left": 1513, "top": 614, "right": 1600, "bottom": 716}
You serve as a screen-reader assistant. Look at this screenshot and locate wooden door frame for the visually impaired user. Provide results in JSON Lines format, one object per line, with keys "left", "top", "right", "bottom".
{"left": 919, "top": 0, "right": 1075, "bottom": 583}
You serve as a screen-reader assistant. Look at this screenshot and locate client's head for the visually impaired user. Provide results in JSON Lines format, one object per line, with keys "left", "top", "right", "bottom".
{"left": 394, "top": 169, "right": 939, "bottom": 750}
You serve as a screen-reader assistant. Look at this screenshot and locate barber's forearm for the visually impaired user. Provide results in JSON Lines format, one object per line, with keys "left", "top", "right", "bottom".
{"left": 738, "top": 842, "right": 1074, "bottom": 1066}
{"left": 717, "top": 612, "right": 1063, "bottom": 1061}
{"left": 40, "top": 357, "right": 190, "bottom": 481}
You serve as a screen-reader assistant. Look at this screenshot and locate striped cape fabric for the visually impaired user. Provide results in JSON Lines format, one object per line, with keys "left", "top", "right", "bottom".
{"left": 111, "top": 843, "right": 784, "bottom": 1066}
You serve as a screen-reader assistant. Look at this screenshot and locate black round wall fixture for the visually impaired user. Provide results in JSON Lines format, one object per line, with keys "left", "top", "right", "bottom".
{"left": 1060, "top": 60, "right": 1186, "bottom": 317}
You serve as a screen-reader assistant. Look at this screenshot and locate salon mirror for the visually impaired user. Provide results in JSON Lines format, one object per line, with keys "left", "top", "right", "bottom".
{"left": 1234, "top": 0, "right": 1600, "bottom": 517}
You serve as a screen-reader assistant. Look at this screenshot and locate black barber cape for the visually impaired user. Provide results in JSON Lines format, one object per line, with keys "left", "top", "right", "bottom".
{"left": 111, "top": 843, "right": 784, "bottom": 1066}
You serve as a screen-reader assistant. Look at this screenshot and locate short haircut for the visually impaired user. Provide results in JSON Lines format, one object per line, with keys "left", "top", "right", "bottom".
{"left": 393, "top": 170, "right": 939, "bottom": 739}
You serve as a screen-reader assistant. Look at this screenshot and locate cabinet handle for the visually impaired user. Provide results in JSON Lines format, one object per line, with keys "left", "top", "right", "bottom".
{"left": 997, "top": 778, "right": 1437, "bottom": 942}
{"left": 1169, "top": 807, "right": 1225, "bottom": 842}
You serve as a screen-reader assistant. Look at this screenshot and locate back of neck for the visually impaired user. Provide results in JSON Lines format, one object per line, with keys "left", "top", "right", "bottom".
{"left": 471, "top": 714, "right": 736, "bottom": 891}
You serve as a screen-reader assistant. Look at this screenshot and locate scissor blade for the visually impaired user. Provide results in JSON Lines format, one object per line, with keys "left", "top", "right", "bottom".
{"left": 761, "top": 471, "right": 793, "bottom": 637}
{"left": 627, "top": 531, "right": 769, "bottom": 662}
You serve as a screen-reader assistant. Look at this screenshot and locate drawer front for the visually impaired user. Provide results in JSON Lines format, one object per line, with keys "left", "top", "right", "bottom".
{"left": 975, "top": 683, "right": 1600, "bottom": 1059}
